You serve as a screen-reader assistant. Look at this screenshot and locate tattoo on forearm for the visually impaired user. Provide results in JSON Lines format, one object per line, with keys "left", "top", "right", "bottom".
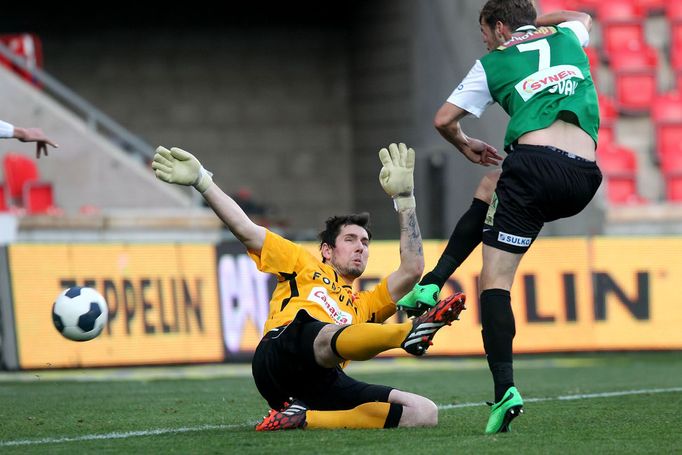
{"left": 400, "top": 209, "right": 423, "bottom": 257}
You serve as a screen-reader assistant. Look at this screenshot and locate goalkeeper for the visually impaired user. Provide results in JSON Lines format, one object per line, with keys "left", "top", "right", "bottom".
{"left": 152, "top": 143, "right": 465, "bottom": 431}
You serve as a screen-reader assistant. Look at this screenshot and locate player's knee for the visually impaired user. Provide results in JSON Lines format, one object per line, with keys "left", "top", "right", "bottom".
{"left": 413, "top": 396, "right": 439, "bottom": 427}
{"left": 313, "top": 324, "right": 344, "bottom": 368}
{"left": 474, "top": 170, "right": 501, "bottom": 203}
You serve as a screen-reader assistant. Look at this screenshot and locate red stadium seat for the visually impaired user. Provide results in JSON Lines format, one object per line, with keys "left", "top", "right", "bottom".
{"left": 599, "top": 93, "right": 618, "bottom": 124}
{"left": 597, "top": 143, "right": 645, "bottom": 204}
{"left": 572, "top": 0, "right": 601, "bottom": 14}
{"left": 598, "top": 93, "right": 618, "bottom": 145}
{"left": 597, "top": 0, "right": 646, "bottom": 57}
{"left": 660, "top": 144, "right": 682, "bottom": 201}
{"left": 598, "top": 126, "right": 615, "bottom": 147}
{"left": 674, "top": 71, "right": 682, "bottom": 94}
{"left": 657, "top": 125, "right": 682, "bottom": 161}
{"left": 2, "top": 152, "right": 58, "bottom": 213}
{"left": 585, "top": 46, "right": 600, "bottom": 86}
{"left": 597, "top": 0, "right": 644, "bottom": 20}
{"left": 0, "top": 184, "right": 7, "bottom": 212}
{"left": 538, "top": 0, "right": 574, "bottom": 13}
{"left": 3, "top": 153, "right": 38, "bottom": 201}
{"left": 665, "top": 2, "right": 682, "bottom": 22}
{"left": 652, "top": 91, "right": 682, "bottom": 159}
{"left": 0, "top": 34, "right": 43, "bottom": 87}
{"left": 23, "top": 181, "right": 56, "bottom": 214}
{"left": 636, "top": 0, "right": 665, "bottom": 15}
{"left": 652, "top": 91, "right": 682, "bottom": 121}
{"left": 609, "top": 43, "right": 658, "bottom": 114}
{"left": 669, "top": 22, "right": 682, "bottom": 71}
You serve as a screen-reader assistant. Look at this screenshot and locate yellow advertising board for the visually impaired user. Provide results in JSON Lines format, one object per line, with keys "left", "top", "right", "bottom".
{"left": 8, "top": 243, "right": 223, "bottom": 369}
{"left": 296, "top": 237, "right": 682, "bottom": 356}
{"left": 10, "top": 236, "right": 678, "bottom": 369}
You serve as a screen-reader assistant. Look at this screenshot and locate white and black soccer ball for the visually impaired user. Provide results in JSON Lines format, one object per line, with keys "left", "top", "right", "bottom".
{"left": 52, "top": 286, "right": 108, "bottom": 341}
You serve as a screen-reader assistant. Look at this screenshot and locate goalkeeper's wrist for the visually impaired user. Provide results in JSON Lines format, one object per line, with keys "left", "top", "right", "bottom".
{"left": 193, "top": 167, "right": 214, "bottom": 193}
{"left": 393, "top": 194, "right": 416, "bottom": 211}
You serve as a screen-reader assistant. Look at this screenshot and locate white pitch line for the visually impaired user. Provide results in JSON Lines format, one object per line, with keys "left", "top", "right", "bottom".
{"left": 437, "top": 386, "right": 682, "bottom": 410}
{"left": 2, "top": 387, "right": 681, "bottom": 447}
{"left": 0, "top": 423, "right": 251, "bottom": 447}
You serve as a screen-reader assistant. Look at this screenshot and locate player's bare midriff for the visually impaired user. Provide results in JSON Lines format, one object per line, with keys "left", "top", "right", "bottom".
{"left": 517, "top": 119, "right": 596, "bottom": 161}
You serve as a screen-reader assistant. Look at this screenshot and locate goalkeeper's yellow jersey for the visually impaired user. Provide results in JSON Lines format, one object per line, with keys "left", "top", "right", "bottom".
{"left": 249, "top": 230, "right": 397, "bottom": 334}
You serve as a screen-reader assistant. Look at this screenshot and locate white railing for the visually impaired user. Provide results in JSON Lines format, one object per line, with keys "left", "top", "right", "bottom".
{"left": 0, "top": 41, "right": 155, "bottom": 160}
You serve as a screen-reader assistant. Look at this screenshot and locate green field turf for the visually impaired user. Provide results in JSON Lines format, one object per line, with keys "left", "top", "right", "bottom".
{"left": 0, "top": 352, "right": 680, "bottom": 454}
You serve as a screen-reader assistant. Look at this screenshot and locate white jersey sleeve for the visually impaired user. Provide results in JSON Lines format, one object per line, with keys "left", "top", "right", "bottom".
{"left": 446, "top": 60, "right": 494, "bottom": 118}
{"left": 558, "top": 20, "right": 590, "bottom": 47}
{"left": 0, "top": 120, "right": 14, "bottom": 138}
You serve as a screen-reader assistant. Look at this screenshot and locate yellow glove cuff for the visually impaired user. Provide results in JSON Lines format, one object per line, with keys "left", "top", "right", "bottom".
{"left": 194, "top": 167, "right": 214, "bottom": 193}
{"left": 393, "top": 195, "right": 416, "bottom": 211}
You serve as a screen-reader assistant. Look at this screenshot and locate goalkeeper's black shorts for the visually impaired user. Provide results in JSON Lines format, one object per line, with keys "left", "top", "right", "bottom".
{"left": 252, "top": 309, "right": 394, "bottom": 411}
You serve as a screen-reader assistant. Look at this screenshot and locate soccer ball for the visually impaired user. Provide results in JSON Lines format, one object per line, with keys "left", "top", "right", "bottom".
{"left": 52, "top": 286, "right": 108, "bottom": 341}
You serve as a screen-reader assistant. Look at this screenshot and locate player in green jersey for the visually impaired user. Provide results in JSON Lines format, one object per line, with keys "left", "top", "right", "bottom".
{"left": 398, "top": 0, "right": 603, "bottom": 434}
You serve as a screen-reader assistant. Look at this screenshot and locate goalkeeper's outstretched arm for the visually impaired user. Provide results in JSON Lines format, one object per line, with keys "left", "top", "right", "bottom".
{"left": 152, "top": 146, "right": 265, "bottom": 253}
{"left": 378, "top": 143, "right": 424, "bottom": 303}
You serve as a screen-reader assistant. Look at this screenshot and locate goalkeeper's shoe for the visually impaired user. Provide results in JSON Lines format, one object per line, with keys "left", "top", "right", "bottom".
{"left": 485, "top": 386, "right": 524, "bottom": 434}
{"left": 401, "top": 292, "right": 466, "bottom": 356}
{"left": 396, "top": 283, "right": 441, "bottom": 317}
{"left": 255, "top": 400, "right": 308, "bottom": 431}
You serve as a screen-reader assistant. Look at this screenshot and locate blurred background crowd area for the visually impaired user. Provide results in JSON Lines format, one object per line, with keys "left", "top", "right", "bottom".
{"left": 0, "top": 0, "right": 681, "bottom": 241}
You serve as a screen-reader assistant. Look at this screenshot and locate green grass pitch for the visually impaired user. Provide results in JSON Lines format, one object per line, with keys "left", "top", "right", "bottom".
{"left": 0, "top": 352, "right": 680, "bottom": 454}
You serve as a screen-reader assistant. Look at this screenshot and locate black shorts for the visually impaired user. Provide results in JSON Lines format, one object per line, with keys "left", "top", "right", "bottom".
{"left": 483, "top": 144, "right": 602, "bottom": 254}
{"left": 252, "top": 310, "right": 395, "bottom": 412}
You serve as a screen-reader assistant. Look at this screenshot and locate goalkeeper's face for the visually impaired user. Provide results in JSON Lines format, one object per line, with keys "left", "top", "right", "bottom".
{"left": 328, "top": 224, "right": 370, "bottom": 280}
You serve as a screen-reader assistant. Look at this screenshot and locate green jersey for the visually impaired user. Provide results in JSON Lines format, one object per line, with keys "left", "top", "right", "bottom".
{"left": 447, "top": 21, "right": 599, "bottom": 150}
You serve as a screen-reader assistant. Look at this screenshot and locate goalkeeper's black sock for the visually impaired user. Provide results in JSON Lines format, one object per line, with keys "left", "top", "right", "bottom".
{"left": 420, "top": 198, "right": 488, "bottom": 288}
{"left": 480, "top": 288, "right": 516, "bottom": 403}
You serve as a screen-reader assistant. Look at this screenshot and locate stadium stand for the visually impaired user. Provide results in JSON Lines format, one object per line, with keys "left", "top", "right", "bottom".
{"left": 597, "top": 0, "right": 646, "bottom": 58}
{"left": 2, "top": 153, "right": 57, "bottom": 214}
{"left": 0, "top": 183, "right": 7, "bottom": 212}
{"left": 598, "top": 93, "right": 618, "bottom": 145}
{"left": 660, "top": 142, "right": 682, "bottom": 201}
{"left": 652, "top": 90, "right": 682, "bottom": 161}
{"left": 584, "top": 46, "right": 600, "bottom": 87}
{"left": 609, "top": 41, "right": 658, "bottom": 114}
{"left": 597, "top": 143, "right": 646, "bottom": 204}
{"left": 0, "top": 34, "right": 42, "bottom": 87}
{"left": 541, "top": 0, "right": 682, "bottom": 209}
{"left": 665, "top": 1, "right": 682, "bottom": 22}
{"left": 23, "top": 181, "right": 56, "bottom": 214}
{"left": 3, "top": 153, "right": 38, "bottom": 204}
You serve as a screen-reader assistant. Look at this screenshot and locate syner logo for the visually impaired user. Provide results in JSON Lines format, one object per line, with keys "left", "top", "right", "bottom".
{"left": 515, "top": 65, "right": 584, "bottom": 101}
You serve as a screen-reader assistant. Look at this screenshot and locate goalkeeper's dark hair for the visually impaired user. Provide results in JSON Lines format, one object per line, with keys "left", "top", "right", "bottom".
{"left": 479, "top": 0, "right": 537, "bottom": 32}
{"left": 319, "top": 213, "right": 372, "bottom": 262}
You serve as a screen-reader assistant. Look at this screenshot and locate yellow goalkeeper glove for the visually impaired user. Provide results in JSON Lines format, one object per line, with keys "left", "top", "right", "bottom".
{"left": 152, "top": 146, "right": 213, "bottom": 193}
{"left": 379, "top": 142, "right": 416, "bottom": 210}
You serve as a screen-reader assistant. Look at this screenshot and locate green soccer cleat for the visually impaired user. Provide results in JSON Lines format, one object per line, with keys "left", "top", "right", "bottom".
{"left": 396, "top": 283, "right": 441, "bottom": 317}
{"left": 485, "top": 386, "right": 524, "bottom": 434}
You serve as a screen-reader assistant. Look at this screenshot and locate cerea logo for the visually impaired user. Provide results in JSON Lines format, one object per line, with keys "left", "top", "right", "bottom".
{"left": 515, "top": 65, "right": 584, "bottom": 101}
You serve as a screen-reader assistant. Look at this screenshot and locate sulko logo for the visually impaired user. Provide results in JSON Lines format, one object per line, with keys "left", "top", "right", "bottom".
{"left": 515, "top": 64, "right": 584, "bottom": 101}
{"left": 498, "top": 231, "right": 532, "bottom": 247}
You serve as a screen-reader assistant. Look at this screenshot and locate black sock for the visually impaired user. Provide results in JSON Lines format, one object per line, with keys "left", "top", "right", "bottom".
{"left": 420, "top": 198, "right": 488, "bottom": 288}
{"left": 480, "top": 288, "right": 516, "bottom": 403}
